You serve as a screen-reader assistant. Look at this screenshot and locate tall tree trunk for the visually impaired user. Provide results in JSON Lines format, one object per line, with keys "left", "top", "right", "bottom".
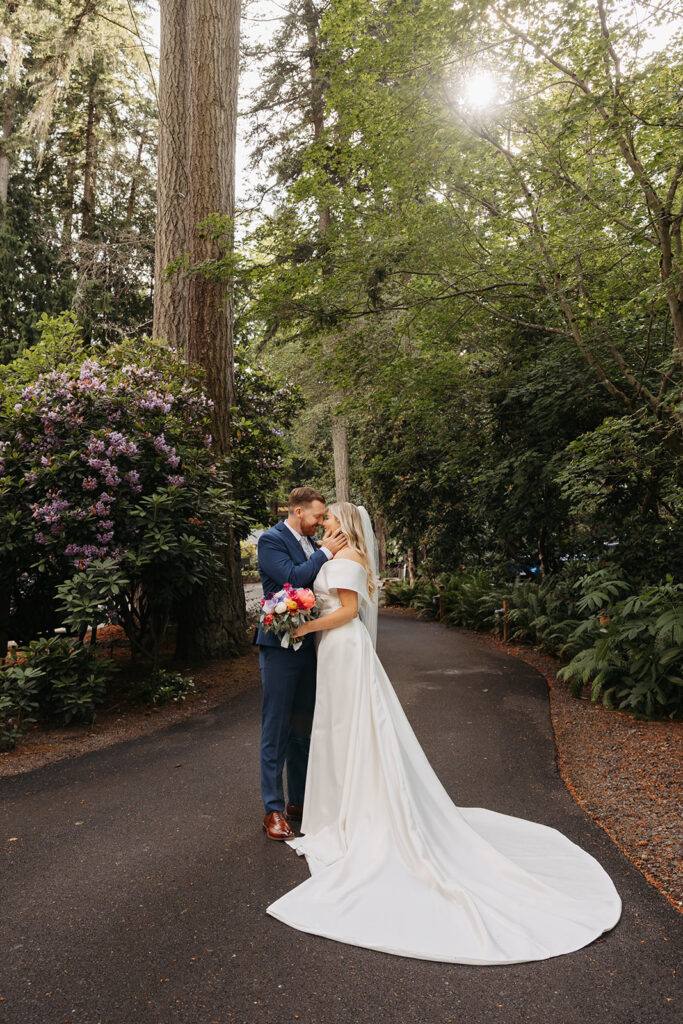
{"left": 303, "top": 0, "right": 351, "bottom": 500}
{"left": 332, "top": 417, "right": 350, "bottom": 501}
{"left": 80, "top": 72, "right": 99, "bottom": 238}
{"left": 0, "top": 154, "right": 8, "bottom": 208}
{"left": 374, "top": 515, "right": 388, "bottom": 575}
{"left": 0, "top": 90, "right": 15, "bottom": 210}
{"left": 168, "top": 0, "right": 245, "bottom": 659}
{"left": 185, "top": 0, "right": 232, "bottom": 453}
{"left": 125, "top": 132, "right": 146, "bottom": 229}
{"left": 406, "top": 547, "right": 416, "bottom": 588}
{"left": 61, "top": 165, "right": 76, "bottom": 256}
{"left": 153, "top": 0, "right": 188, "bottom": 353}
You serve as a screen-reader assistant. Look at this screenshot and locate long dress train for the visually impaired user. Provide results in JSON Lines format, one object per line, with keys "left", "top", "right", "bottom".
{"left": 266, "top": 560, "right": 621, "bottom": 965}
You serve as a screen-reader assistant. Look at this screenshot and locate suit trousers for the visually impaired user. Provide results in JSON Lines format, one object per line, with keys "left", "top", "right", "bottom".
{"left": 259, "top": 643, "right": 317, "bottom": 813}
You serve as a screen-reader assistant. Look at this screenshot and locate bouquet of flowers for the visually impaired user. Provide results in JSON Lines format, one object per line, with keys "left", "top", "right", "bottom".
{"left": 260, "top": 583, "right": 319, "bottom": 650}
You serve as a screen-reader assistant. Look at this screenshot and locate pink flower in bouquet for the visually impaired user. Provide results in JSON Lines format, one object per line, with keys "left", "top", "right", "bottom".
{"left": 264, "top": 613, "right": 274, "bottom": 625}
{"left": 295, "top": 588, "right": 316, "bottom": 610}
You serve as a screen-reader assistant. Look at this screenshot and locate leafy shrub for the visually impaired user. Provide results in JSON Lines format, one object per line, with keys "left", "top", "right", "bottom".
{"left": 0, "top": 661, "right": 42, "bottom": 749}
{"left": 0, "top": 315, "right": 251, "bottom": 652}
{"left": 558, "top": 576, "right": 683, "bottom": 719}
{"left": 139, "top": 669, "right": 195, "bottom": 706}
{"left": 383, "top": 579, "right": 415, "bottom": 608}
{"left": 387, "top": 559, "right": 682, "bottom": 719}
{"left": 55, "top": 558, "right": 129, "bottom": 643}
{"left": 1, "top": 638, "right": 116, "bottom": 727}
{"left": 556, "top": 407, "right": 683, "bottom": 583}
{"left": 231, "top": 359, "right": 301, "bottom": 525}
{"left": 506, "top": 568, "right": 579, "bottom": 653}
{"left": 385, "top": 570, "right": 504, "bottom": 630}
{"left": 440, "top": 570, "right": 504, "bottom": 631}
{"left": 406, "top": 581, "right": 440, "bottom": 618}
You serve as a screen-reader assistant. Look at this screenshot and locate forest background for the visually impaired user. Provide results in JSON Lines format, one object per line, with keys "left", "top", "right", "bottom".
{"left": 1, "top": 0, "right": 682, "bottom": 728}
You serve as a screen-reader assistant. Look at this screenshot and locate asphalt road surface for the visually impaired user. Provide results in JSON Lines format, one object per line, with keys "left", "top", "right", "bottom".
{"left": 2, "top": 612, "right": 680, "bottom": 1024}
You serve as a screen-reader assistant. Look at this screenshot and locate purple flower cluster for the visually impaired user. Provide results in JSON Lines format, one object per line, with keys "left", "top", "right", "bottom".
{"left": 78, "top": 431, "right": 139, "bottom": 490}
{"left": 153, "top": 433, "right": 181, "bottom": 470}
{"left": 138, "top": 394, "right": 173, "bottom": 414}
{"left": 64, "top": 542, "right": 111, "bottom": 567}
{"left": 78, "top": 360, "right": 107, "bottom": 393}
{"left": 93, "top": 493, "right": 115, "bottom": 518}
{"left": 3, "top": 337, "right": 240, "bottom": 579}
{"left": 105, "top": 431, "right": 138, "bottom": 458}
{"left": 125, "top": 469, "right": 142, "bottom": 495}
{"left": 31, "top": 492, "right": 71, "bottom": 537}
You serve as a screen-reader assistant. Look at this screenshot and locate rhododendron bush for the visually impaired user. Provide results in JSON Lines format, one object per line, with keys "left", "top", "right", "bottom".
{"left": 0, "top": 314, "right": 259, "bottom": 655}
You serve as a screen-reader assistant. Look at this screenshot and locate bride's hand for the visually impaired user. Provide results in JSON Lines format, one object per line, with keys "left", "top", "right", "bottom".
{"left": 292, "top": 623, "right": 309, "bottom": 639}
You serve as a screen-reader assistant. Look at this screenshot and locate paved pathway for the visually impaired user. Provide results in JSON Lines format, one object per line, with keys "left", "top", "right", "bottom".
{"left": 1, "top": 613, "right": 680, "bottom": 1024}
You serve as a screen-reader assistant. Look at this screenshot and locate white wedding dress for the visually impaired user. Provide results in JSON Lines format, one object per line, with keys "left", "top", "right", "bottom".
{"left": 266, "top": 559, "right": 621, "bottom": 964}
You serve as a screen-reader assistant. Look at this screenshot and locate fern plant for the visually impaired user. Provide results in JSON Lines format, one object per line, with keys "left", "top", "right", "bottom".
{"left": 559, "top": 577, "right": 683, "bottom": 719}
{"left": 383, "top": 580, "right": 415, "bottom": 608}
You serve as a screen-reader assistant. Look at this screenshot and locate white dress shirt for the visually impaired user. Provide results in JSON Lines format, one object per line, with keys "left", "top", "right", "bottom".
{"left": 284, "top": 520, "right": 332, "bottom": 560}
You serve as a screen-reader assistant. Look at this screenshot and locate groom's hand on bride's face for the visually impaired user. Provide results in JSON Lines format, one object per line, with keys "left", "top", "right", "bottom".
{"left": 321, "top": 528, "right": 346, "bottom": 555}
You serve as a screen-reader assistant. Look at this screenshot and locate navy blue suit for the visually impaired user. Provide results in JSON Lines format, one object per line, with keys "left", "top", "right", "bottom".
{"left": 256, "top": 520, "right": 329, "bottom": 813}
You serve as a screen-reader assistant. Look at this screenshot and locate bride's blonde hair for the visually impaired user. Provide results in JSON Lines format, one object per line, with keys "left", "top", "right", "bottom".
{"left": 327, "top": 502, "right": 376, "bottom": 600}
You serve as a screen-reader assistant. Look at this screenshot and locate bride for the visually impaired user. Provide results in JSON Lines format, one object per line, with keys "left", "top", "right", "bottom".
{"left": 266, "top": 502, "right": 622, "bottom": 965}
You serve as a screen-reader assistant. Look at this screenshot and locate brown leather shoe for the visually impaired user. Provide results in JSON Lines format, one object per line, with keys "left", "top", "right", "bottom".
{"left": 285, "top": 802, "right": 303, "bottom": 821}
{"left": 263, "top": 811, "right": 295, "bottom": 841}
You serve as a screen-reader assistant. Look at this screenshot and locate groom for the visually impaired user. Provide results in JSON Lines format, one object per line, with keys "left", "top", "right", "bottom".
{"left": 256, "top": 486, "right": 345, "bottom": 840}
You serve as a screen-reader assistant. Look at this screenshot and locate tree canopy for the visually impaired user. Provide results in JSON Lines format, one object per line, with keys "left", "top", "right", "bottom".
{"left": 2, "top": 0, "right": 682, "bottom": 579}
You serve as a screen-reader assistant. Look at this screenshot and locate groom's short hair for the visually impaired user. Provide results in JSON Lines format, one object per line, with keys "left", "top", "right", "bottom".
{"left": 288, "top": 486, "right": 325, "bottom": 510}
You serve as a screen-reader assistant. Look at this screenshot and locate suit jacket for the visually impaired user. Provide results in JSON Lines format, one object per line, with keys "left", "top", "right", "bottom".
{"left": 254, "top": 520, "right": 329, "bottom": 648}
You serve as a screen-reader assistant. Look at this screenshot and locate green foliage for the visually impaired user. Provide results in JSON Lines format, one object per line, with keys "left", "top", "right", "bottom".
{"left": 0, "top": 311, "right": 86, "bottom": 386}
{"left": 0, "top": 315, "right": 251, "bottom": 658}
{"left": 383, "top": 579, "right": 416, "bottom": 608}
{"left": 236, "top": 0, "right": 683, "bottom": 588}
{"left": 0, "top": 2, "right": 157, "bottom": 358}
{"left": 439, "top": 571, "right": 505, "bottom": 631}
{"left": 231, "top": 356, "right": 302, "bottom": 524}
{"left": 1, "top": 637, "right": 116, "bottom": 728}
{"left": 385, "top": 562, "right": 683, "bottom": 719}
{"left": 505, "top": 562, "right": 595, "bottom": 653}
{"left": 0, "top": 661, "right": 41, "bottom": 749}
{"left": 138, "top": 669, "right": 195, "bottom": 707}
{"left": 385, "top": 569, "right": 505, "bottom": 631}
{"left": 558, "top": 577, "right": 683, "bottom": 719}
{"left": 556, "top": 406, "right": 683, "bottom": 581}
{"left": 0, "top": 166, "right": 75, "bottom": 362}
